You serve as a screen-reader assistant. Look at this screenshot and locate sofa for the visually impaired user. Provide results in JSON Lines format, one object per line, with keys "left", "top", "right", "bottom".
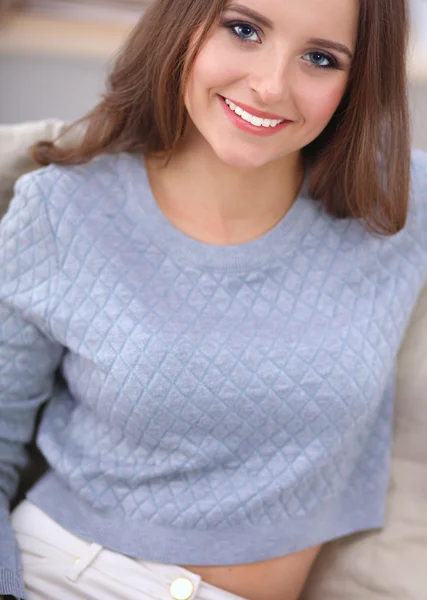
{"left": 0, "top": 120, "right": 426, "bottom": 599}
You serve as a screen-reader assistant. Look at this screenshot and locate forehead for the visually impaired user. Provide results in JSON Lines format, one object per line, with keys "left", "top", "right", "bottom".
{"left": 224, "top": 0, "right": 359, "bottom": 46}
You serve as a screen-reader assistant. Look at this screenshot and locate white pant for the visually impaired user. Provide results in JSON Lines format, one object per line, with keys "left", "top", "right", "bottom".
{"left": 11, "top": 501, "right": 246, "bottom": 600}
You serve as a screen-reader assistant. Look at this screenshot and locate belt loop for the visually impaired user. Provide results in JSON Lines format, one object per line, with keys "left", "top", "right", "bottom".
{"left": 65, "top": 542, "right": 103, "bottom": 582}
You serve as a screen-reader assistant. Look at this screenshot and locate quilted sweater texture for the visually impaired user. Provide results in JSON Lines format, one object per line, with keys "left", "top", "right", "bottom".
{"left": 1, "top": 151, "right": 427, "bottom": 599}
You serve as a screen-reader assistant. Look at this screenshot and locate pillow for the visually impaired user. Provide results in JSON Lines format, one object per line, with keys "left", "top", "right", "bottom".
{"left": 0, "top": 119, "right": 71, "bottom": 218}
{"left": 301, "top": 283, "right": 427, "bottom": 598}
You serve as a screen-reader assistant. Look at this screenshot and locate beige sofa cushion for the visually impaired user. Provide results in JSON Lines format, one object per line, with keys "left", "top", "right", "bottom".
{"left": 0, "top": 119, "right": 71, "bottom": 218}
{"left": 1, "top": 120, "right": 427, "bottom": 597}
{"left": 302, "top": 282, "right": 427, "bottom": 598}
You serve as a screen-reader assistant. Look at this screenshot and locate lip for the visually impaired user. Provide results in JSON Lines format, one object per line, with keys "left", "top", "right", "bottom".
{"left": 220, "top": 95, "right": 289, "bottom": 121}
{"left": 219, "top": 95, "right": 292, "bottom": 137}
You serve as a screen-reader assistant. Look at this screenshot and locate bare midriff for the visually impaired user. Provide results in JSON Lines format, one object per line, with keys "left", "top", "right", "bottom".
{"left": 182, "top": 544, "right": 322, "bottom": 600}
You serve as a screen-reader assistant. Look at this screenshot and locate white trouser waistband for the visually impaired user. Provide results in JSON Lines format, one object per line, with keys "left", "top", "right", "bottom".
{"left": 11, "top": 500, "right": 246, "bottom": 600}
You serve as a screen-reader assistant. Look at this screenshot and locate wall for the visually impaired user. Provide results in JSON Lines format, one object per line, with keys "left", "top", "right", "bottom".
{"left": 0, "top": 54, "right": 108, "bottom": 125}
{"left": 411, "top": 84, "right": 427, "bottom": 150}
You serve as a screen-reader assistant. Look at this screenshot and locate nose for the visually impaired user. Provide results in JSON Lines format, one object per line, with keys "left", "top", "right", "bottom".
{"left": 248, "top": 52, "right": 292, "bottom": 106}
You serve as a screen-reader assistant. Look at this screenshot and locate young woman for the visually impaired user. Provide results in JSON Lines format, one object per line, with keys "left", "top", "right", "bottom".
{"left": 1, "top": 0, "right": 426, "bottom": 599}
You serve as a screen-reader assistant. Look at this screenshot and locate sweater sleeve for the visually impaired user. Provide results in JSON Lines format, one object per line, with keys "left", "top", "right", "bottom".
{"left": 0, "top": 172, "right": 63, "bottom": 599}
{"left": 411, "top": 149, "right": 427, "bottom": 249}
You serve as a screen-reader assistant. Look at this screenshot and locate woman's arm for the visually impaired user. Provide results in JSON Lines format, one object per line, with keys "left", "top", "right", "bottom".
{"left": 0, "top": 174, "right": 63, "bottom": 599}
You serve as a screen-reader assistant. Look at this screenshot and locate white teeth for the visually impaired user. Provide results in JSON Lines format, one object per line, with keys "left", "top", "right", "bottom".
{"left": 251, "top": 116, "right": 263, "bottom": 127}
{"left": 224, "top": 98, "right": 284, "bottom": 128}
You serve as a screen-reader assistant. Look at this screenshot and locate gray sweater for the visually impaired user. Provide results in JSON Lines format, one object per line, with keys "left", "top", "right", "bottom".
{"left": 1, "top": 151, "right": 427, "bottom": 599}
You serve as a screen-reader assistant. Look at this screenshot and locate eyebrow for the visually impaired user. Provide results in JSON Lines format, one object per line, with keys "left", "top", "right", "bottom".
{"left": 307, "top": 38, "right": 353, "bottom": 60}
{"left": 225, "top": 4, "right": 354, "bottom": 60}
{"left": 225, "top": 3, "right": 274, "bottom": 29}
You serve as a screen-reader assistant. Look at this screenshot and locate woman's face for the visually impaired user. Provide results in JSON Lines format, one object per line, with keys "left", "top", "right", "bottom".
{"left": 184, "top": 0, "right": 359, "bottom": 169}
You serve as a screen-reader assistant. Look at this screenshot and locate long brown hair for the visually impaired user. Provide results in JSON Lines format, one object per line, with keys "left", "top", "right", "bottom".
{"left": 33, "top": 0, "right": 411, "bottom": 235}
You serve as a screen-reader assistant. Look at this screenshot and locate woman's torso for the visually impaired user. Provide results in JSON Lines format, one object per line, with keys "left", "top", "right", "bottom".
{"left": 4, "top": 152, "right": 427, "bottom": 597}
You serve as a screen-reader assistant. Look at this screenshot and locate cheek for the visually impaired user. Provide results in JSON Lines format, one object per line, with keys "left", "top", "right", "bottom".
{"left": 186, "top": 36, "right": 244, "bottom": 106}
{"left": 298, "top": 78, "right": 348, "bottom": 127}
{"left": 190, "top": 44, "right": 221, "bottom": 92}
{"left": 185, "top": 52, "right": 216, "bottom": 112}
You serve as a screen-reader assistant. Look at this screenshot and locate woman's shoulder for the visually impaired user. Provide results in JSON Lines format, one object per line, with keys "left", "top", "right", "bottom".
{"left": 16, "top": 152, "right": 128, "bottom": 202}
{"left": 410, "top": 148, "right": 427, "bottom": 195}
{"left": 401, "top": 148, "right": 427, "bottom": 255}
{"left": 11, "top": 152, "right": 136, "bottom": 237}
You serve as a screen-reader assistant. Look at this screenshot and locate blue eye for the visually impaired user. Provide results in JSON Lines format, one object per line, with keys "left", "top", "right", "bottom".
{"left": 304, "top": 51, "right": 339, "bottom": 70}
{"left": 226, "top": 22, "right": 261, "bottom": 43}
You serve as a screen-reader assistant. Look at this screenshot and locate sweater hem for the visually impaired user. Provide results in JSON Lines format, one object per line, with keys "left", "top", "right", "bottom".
{"left": 28, "top": 472, "right": 386, "bottom": 566}
{"left": 0, "top": 567, "right": 27, "bottom": 600}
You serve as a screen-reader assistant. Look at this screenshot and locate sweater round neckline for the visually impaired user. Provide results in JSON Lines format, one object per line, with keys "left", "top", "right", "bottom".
{"left": 123, "top": 152, "right": 319, "bottom": 271}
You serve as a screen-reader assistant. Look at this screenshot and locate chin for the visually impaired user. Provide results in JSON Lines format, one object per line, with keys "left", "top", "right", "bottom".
{"left": 212, "top": 144, "right": 275, "bottom": 170}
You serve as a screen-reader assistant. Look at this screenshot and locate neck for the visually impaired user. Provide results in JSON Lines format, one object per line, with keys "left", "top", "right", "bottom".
{"left": 145, "top": 133, "right": 304, "bottom": 246}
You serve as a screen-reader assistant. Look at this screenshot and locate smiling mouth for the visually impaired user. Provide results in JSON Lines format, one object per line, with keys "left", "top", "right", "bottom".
{"left": 223, "top": 97, "right": 287, "bottom": 129}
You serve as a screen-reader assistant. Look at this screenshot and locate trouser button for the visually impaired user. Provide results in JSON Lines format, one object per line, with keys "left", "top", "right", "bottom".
{"left": 170, "top": 577, "right": 194, "bottom": 600}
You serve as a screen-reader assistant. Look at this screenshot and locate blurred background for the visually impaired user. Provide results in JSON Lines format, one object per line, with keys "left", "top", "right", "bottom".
{"left": 0, "top": 0, "right": 426, "bottom": 149}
